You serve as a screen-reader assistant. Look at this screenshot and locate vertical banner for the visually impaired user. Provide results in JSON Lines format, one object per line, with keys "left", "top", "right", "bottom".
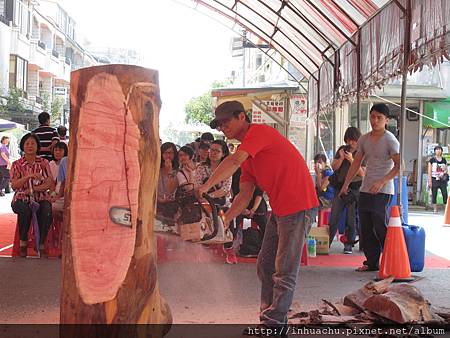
{"left": 289, "top": 95, "right": 307, "bottom": 126}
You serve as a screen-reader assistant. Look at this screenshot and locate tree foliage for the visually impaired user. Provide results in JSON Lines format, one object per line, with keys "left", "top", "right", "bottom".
{"left": 184, "top": 92, "right": 213, "bottom": 124}
{"left": 184, "top": 80, "right": 231, "bottom": 124}
{"left": 0, "top": 88, "right": 27, "bottom": 120}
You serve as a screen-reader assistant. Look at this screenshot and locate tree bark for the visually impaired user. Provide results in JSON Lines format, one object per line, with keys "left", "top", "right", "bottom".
{"left": 61, "top": 65, "right": 171, "bottom": 334}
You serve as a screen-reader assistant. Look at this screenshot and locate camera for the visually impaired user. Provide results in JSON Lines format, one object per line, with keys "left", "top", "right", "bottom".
{"left": 342, "top": 144, "right": 352, "bottom": 153}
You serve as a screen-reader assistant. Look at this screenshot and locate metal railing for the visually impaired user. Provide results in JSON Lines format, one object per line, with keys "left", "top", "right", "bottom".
{"left": 37, "top": 40, "right": 46, "bottom": 50}
{"left": 52, "top": 49, "right": 59, "bottom": 58}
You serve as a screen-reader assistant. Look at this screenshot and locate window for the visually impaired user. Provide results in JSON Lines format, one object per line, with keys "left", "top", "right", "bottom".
{"left": 12, "top": 0, "right": 30, "bottom": 36}
{"left": 255, "top": 54, "right": 262, "bottom": 68}
{"left": 9, "top": 55, "right": 28, "bottom": 92}
{"left": 349, "top": 103, "right": 369, "bottom": 133}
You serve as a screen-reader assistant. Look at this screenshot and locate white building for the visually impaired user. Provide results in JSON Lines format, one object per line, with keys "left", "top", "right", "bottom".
{"left": 0, "top": 0, "right": 98, "bottom": 128}
{"left": 88, "top": 46, "right": 143, "bottom": 66}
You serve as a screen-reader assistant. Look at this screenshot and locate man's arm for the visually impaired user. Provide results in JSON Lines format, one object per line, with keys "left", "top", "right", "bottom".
{"left": 197, "top": 150, "right": 249, "bottom": 197}
{"left": 223, "top": 181, "right": 255, "bottom": 228}
{"left": 368, "top": 153, "right": 400, "bottom": 194}
{"left": 339, "top": 151, "right": 364, "bottom": 196}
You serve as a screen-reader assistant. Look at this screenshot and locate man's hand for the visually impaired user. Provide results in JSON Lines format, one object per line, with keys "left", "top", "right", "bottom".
{"left": 222, "top": 212, "right": 231, "bottom": 230}
{"left": 242, "top": 209, "right": 251, "bottom": 216}
{"left": 344, "top": 151, "right": 353, "bottom": 162}
{"left": 369, "top": 179, "right": 385, "bottom": 194}
{"left": 195, "top": 184, "right": 209, "bottom": 201}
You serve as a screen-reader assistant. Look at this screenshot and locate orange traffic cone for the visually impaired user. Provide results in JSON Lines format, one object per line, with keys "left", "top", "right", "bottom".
{"left": 379, "top": 206, "right": 412, "bottom": 281}
{"left": 443, "top": 196, "right": 450, "bottom": 227}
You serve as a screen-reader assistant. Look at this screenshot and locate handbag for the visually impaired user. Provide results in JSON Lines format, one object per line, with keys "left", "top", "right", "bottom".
{"left": 328, "top": 160, "right": 350, "bottom": 190}
{"left": 442, "top": 173, "right": 449, "bottom": 182}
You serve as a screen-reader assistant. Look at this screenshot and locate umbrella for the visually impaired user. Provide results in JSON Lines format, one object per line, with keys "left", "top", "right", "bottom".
{"left": 28, "top": 179, "right": 40, "bottom": 255}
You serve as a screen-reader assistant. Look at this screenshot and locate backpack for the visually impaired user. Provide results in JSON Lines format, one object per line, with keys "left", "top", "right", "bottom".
{"left": 328, "top": 160, "right": 350, "bottom": 190}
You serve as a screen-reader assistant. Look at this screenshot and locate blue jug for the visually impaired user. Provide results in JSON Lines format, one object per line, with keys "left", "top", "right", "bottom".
{"left": 402, "top": 224, "right": 426, "bottom": 272}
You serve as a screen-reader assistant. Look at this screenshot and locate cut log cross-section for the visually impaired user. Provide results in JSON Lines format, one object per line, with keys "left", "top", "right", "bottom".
{"left": 61, "top": 65, "right": 171, "bottom": 329}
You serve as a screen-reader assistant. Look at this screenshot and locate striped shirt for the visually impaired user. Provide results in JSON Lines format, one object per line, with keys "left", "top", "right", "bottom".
{"left": 10, "top": 156, "right": 52, "bottom": 203}
{"left": 32, "top": 125, "right": 59, "bottom": 161}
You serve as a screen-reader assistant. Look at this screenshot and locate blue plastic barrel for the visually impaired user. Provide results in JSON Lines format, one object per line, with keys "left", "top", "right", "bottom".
{"left": 402, "top": 224, "right": 426, "bottom": 272}
{"left": 389, "top": 176, "right": 408, "bottom": 224}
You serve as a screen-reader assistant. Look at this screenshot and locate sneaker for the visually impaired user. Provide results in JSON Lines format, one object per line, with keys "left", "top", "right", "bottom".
{"left": 343, "top": 244, "right": 353, "bottom": 254}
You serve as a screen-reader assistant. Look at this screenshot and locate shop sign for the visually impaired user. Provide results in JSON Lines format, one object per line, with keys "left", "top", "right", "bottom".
{"left": 252, "top": 100, "right": 284, "bottom": 124}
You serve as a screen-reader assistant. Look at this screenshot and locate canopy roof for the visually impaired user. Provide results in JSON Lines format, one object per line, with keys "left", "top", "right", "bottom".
{"left": 188, "top": 0, "right": 390, "bottom": 79}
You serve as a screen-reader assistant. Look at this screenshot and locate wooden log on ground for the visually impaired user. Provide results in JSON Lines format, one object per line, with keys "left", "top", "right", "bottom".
{"left": 343, "top": 276, "right": 394, "bottom": 311}
{"left": 60, "top": 65, "right": 171, "bottom": 333}
{"left": 363, "top": 284, "right": 443, "bottom": 324}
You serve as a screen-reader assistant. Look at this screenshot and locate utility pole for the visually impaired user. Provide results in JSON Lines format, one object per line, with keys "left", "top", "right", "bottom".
{"left": 242, "top": 30, "right": 246, "bottom": 87}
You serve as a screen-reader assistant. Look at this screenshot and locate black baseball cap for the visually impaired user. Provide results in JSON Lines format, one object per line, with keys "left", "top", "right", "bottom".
{"left": 210, "top": 100, "right": 245, "bottom": 129}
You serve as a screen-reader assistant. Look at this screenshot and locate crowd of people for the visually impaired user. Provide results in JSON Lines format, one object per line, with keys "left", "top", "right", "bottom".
{"left": 155, "top": 128, "right": 267, "bottom": 264}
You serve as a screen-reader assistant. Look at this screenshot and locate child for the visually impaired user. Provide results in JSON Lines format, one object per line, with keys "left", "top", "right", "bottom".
{"left": 313, "top": 153, "right": 334, "bottom": 208}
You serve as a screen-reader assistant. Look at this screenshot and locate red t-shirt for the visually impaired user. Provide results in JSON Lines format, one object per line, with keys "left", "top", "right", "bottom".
{"left": 239, "top": 124, "right": 318, "bottom": 216}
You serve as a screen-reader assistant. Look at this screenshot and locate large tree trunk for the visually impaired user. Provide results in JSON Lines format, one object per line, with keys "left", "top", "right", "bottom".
{"left": 61, "top": 65, "right": 171, "bottom": 333}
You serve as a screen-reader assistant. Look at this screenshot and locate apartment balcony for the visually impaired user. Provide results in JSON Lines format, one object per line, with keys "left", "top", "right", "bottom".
{"left": 27, "top": 95, "right": 43, "bottom": 108}
{"left": 55, "top": 58, "right": 71, "bottom": 83}
{"left": 29, "top": 40, "right": 47, "bottom": 70}
{"left": 9, "top": 28, "right": 31, "bottom": 60}
{"left": 39, "top": 49, "right": 60, "bottom": 77}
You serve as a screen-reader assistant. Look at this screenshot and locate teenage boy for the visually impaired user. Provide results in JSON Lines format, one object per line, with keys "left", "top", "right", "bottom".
{"left": 340, "top": 103, "right": 400, "bottom": 272}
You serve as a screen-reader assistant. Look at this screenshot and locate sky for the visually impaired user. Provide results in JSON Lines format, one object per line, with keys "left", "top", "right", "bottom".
{"left": 57, "top": 0, "right": 237, "bottom": 130}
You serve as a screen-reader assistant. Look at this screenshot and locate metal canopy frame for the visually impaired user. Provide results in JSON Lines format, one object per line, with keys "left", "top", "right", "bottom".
{"left": 189, "top": 0, "right": 388, "bottom": 79}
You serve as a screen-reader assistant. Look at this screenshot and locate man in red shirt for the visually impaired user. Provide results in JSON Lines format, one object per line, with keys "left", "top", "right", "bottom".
{"left": 197, "top": 101, "right": 318, "bottom": 331}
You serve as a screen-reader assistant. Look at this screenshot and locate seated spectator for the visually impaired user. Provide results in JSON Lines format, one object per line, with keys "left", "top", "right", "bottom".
{"left": 51, "top": 156, "right": 67, "bottom": 216}
{"left": 313, "top": 153, "right": 334, "bottom": 208}
{"left": 49, "top": 142, "right": 68, "bottom": 193}
{"left": 10, "top": 133, "right": 53, "bottom": 258}
{"left": 194, "top": 140, "right": 234, "bottom": 263}
{"left": 194, "top": 140, "right": 231, "bottom": 205}
{"left": 156, "top": 142, "right": 179, "bottom": 225}
{"left": 177, "top": 145, "right": 196, "bottom": 186}
{"left": 195, "top": 142, "right": 210, "bottom": 164}
{"left": 200, "top": 132, "right": 214, "bottom": 144}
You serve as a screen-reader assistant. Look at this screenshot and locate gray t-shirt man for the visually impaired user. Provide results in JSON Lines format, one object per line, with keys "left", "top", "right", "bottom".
{"left": 357, "top": 130, "right": 400, "bottom": 195}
